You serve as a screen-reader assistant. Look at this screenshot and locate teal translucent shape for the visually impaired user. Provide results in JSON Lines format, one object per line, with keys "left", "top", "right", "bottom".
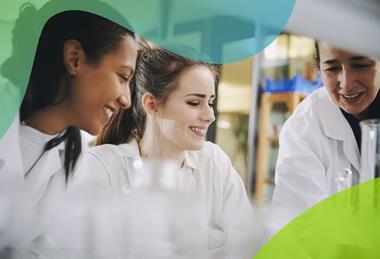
{"left": 0, "top": 0, "right": 294, "bottom": 138}
{"left": 120, "top": 0, "right": 296, "bottom": 63}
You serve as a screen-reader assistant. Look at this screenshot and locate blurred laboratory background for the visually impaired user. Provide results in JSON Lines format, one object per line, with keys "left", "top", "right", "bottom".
{"left": 0, "top": 0, "right": 380, "bottom": 201}
{"left": 1, "top": 0, "right": 379, "bottom": 203}
{"left": 1, "top": 0, "right": 380, "bottom": 258}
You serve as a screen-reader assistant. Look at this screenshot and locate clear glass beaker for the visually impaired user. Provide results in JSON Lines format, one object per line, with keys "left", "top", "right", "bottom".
{"left": 360, "top": 119, "right": 380, "bottom": 182}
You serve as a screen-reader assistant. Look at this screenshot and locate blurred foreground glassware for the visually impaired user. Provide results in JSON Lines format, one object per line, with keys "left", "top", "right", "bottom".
{"left": 360, "top": 119, "right": 380, "bottom": 182}
{"left": 42, "top": 159, "right": 210, "bottom": 259}
{"left": 120, "top": 158, "right": 209, "bottom": 258}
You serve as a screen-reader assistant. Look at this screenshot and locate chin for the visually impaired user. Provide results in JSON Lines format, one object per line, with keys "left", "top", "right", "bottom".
{"left": 185, "top": 141, "right": 205, "bottom": 151}
{"left": 342, "top": 106, "right": 366, "bottom": 117}
{"left": 83, "top": 123, "right": 102, "bottom": 136}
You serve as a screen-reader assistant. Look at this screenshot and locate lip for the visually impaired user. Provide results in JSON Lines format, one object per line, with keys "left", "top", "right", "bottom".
{"left": 339, "top": 92, "right": 365, "bottom": 102}
{"left": 103, "top": 105, "right": 116, "bottom": 120}
{"left": 189, "top": 126, "right": 208, "bottom": 137}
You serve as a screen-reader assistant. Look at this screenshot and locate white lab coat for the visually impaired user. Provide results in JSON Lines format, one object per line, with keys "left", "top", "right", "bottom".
{"left": 0, "top": 80, "right": 94, "bottom": 257}
{"left": 273, "top": 87, "right": 361, "bottom": 211}
{"left": 0, "top": 115, "right": 67, "bottom": 208}
{"left": 0, "top": 80, "right": 24, "bottom": 189}
{"left": 0, "top": 115, "right": 67, "bottom": 256}
{"left": 0, "top": 80, "right": 66, "bottom": 205}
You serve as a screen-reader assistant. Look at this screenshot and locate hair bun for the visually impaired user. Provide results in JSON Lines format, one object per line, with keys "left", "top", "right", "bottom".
{"left": 14, "top": 3, "right": 38, "bottom": 43}
{"left": 19, "top": 3, "right": 38, "bottom": 19}
{"left": 0, "top": 3, "right": 38, "bottom": 84}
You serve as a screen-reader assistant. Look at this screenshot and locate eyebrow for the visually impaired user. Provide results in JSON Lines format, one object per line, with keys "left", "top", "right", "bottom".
{"left": 323, "top": 56, "right": 371, "bottom": 65}
{"left": 185, "top": 93, "right": 216, "bottom": 98}
{"left": 349, "top": 56, "right": 373, "bottom": 62}
{"left": 120, "top": 65, "right": 134, "bottom": 75}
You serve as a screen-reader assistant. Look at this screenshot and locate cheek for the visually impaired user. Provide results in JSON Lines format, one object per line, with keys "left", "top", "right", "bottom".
{"left": 322, "top": 74, "right": 339, "bottom": 94}
{"left": 159, "top": 118, "right": 176, "bottom": 134}
{"left": 361, "top": 71, "right": 378, "bottom": 89}
{"left": 81, "top": 69, "right": 121, "bottom": 97}
{"left": 158, "top": 116, "right": 191, "bottom": 144}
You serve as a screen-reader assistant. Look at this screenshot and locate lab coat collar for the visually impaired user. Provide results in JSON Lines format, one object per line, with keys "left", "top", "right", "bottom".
{"left": 117, "top": 139, "right": 199, "bottom": 170}
{"left": 45, "top": 141, "right": 65, "bottom": 180}
{"left": 0, "top": 116, "right": 65, "bottom": 185}
{"left": 24, "top": 140, "right": 65, "bottom": 194}
{"left": 318, "top": 88, "right": 360, "bottom": 172}
{"left": 183, "top": 150, "right": 199, "bottom": 170}
{"left": 19, "top": 123, "right": 65, "bottom": 180}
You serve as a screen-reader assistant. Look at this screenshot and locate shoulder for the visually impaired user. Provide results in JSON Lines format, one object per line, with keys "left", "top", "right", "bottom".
{"left": 83, "top": 141, "right": 139, "bottom": 170}
{"left": 71, "top": 144, "right": 128, "bottom": 188}
{"left": 290, "top": 87, "right": 330, "bottom": 120}
{"left": 87, "top": 139, "right": 139, "bottom": 157}
{"left": 196, "top": 141, "right": 230, "bottom": 164}
{"left": 192, "top": 142, "right": 236, "bottom": 180}
{"left": 86, "top": 144, "right": 121, "bottom": 159}
{"left": 281, "top": 87, "right": 332, "bottom": 135}
{"left": 0, "top": 113, "right": 20, "bottom": 147}
{"left": 77, "top": 144, "right": 119, "bottom": 171}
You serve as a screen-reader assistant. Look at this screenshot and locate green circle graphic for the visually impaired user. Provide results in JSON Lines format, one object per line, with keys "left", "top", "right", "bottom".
{"left": 0, "top": 0, "right": 295, "bottom": 142}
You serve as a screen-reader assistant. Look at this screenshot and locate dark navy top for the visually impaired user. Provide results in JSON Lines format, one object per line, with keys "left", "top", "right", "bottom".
{"left": 340, "top": 92, "right": 380, "bottom": 152}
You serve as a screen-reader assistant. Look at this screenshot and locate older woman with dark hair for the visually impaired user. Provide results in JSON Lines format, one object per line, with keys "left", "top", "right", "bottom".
{"left": 273, "top": 42, "right": 380, "bottom": 211}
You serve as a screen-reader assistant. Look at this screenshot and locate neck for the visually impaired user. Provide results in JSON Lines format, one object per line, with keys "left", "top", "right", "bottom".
{"left": 355, "top": 91, "right": 380, "bottom": 120}
{"left": 139, "top": 121, "right": 185, "bottom": 165}
{"left": 354, "top": 109, "right": 368, "bottom": 120}
{"left": 24, "top": 104, "right": 71, "bottom": 135}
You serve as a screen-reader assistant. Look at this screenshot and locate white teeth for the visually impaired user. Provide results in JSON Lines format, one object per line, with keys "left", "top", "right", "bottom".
{"left": 342, "top": 93, "right": 361, "bottom": 99}
{"left": 190, "top": 126, "right": 206, "bottom": 136}
{"left": 104, "top": 107, "right": 114, "bottom": 119}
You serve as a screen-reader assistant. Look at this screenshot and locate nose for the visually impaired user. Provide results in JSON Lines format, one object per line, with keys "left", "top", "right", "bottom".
{"left": 338, "top": 68, "right": 356, "bottom": 93}
{"left": 117, "top": 84, "right": 132, "bottom": 109}
{"left": 200, "top": 105, "right": 215, "bottom": 123}
{"left": 117, "top": 94, "right": 131, "bottom": 108}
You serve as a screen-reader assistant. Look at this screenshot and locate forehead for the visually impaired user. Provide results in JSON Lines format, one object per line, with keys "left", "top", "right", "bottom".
{"left": 318, "top": 43, "right": 376, "bottom": 63}
{"left": 175, "top": 65, "right": 215, "bottom": 95}
{"left": 103, "top": 35, "right": 138, "bottom": 71}
{"left": 319, "top": 43, "right": 359, "bottom": 60}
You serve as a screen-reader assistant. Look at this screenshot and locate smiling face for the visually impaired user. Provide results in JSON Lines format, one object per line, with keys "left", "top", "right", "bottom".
{"left": 318, "top": 43, "right": 380, "bottom": 118}
{"left": 68, "top": 35, "right": 138, "bottom": 135}
{"left": 156, "top": 65, "right": 216, "bottom": 151}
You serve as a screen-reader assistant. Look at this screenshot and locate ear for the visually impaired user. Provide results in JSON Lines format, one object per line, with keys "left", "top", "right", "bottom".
{"left": 142, "top": 92, "right": 159, "bottom": 116}
{"left": 63, "top": 40, "right": 86, "bottom": 75}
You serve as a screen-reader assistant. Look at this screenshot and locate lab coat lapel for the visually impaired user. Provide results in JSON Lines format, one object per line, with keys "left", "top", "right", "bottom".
{"left": 319, "top": 90, "right": 360, "bottom": 173}
{"left": 341, "top": 129, "right": 360, "bottom": 173}
{"left": 0, "top": 114, "right": 24, "bottom": 188}
{"left": 24, "top": 143, "right": 63, "bottom": 205}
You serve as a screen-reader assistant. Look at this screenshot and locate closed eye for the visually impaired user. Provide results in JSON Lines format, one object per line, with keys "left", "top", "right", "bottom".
{"left": 352, "top": 64, "right": 373, "bottom": 69}
{"left": 187, "top": 101, "right": 200, "bottom": 107}
{"left": 324, "top": 66, "right": 340, "bottom": 73}
{"left": 118, "top": 74, "right": 129, "bottom": 82}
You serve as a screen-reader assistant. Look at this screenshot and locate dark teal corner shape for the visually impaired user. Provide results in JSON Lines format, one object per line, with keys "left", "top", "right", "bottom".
{"left": 0, "top": 0, "right": 295, "bottom": 138}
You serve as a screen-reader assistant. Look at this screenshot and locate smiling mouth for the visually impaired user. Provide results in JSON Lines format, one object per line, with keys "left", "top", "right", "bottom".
{"left": 189, "top": 126, "right": 207, "bottom": 137}
{"left": 340, "top": 92, "right": 364, "bottom": 102}
{"left": 103, "top": 106, "right": 115, "bottom": 119}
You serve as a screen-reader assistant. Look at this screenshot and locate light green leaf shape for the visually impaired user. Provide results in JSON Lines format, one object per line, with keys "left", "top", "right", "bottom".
{"left": 255, "top": 179, "right": 380, "bottom": 259}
